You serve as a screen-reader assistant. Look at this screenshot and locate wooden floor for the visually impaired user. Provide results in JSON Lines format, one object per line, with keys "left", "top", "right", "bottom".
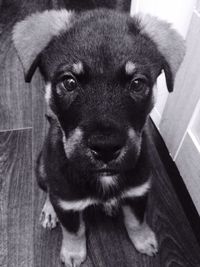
{"left": 0, "top": 1, "right": 200, "bottom": 267}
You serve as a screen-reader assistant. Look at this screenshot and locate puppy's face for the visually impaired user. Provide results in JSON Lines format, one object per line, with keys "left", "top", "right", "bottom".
{"left": 41, "top": 11, "right": 162, "bottom": 186}
{"left": 13, "top": 9, "right": 185, "bottom": 190}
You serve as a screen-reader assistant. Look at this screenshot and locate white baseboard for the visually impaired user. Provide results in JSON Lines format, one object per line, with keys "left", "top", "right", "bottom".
{"left": 150, "top": 107, "right": 161, "bottom": 129}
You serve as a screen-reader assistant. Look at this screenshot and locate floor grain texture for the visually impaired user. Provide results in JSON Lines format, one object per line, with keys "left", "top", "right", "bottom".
{"left": 0, "top": 1, "right": 200, "bottom": 267}
{"left": 0, "top": 129, "right": 33, "bottom": 267}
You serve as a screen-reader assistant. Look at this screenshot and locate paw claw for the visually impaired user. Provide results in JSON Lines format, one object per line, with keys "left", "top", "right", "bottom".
{"left": 128, "top": 224, "right": 158, "bottom": 256}
{"left": 60, "top": 240, "right": 86, "bottom": 267}
{"left": 40, "top": 198, "right": 58, "bottom": 230}
{"left": 39, "top": 211, "right": 44, "bottom": 223}
{"left": 60, "top": 252, "right": 86, "bottom": 267}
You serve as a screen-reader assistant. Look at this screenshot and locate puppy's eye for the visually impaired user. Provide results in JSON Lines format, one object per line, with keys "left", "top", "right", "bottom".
{"left": 61, "top": 75, "right": 77, "bottom": 92}
{"left": 130, "top": 77, "right": 148, "bottom": 93}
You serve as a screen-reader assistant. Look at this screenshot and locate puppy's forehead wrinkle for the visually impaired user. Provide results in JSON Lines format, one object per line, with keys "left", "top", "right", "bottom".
{"left": 43, "top": 23, "right": 162, "bottom": 81}
{"left": 42, "top": 17, "right": 133, "bottom": 77}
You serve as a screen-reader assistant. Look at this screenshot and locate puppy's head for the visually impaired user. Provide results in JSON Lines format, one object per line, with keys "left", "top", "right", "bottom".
{"left": 13, "top": 9, "right": 185, "bottom": 189}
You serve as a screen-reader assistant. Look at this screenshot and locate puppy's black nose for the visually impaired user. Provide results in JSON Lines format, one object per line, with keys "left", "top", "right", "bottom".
{"left": 89, "top": 143, "right": 122, "bottom": 163}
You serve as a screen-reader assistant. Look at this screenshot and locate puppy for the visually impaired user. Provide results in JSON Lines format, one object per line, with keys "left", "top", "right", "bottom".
{"left": 13, "top": 8, "right": 185, "bottom": 267}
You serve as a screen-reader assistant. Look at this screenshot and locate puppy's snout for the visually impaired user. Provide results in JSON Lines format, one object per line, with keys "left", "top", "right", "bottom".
{"left": 90, "top": 144, "right": 121, "bottom": 163}
{"left": 88, "top": 137, "right": 124, "bottom": 163}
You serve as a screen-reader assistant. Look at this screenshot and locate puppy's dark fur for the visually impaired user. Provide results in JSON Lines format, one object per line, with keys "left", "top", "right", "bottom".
{"left": 13, "top": 8, "right": 185, "bottom": 266}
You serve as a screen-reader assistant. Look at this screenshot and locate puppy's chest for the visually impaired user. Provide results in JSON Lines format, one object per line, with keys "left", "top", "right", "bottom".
{"left": 102, "top": 197, "right": 120, "bottom": 215}
{"left": 59, "top": 195, "right": 121, "bottom": 216}
{"left": 58, "top": 179, "right": 150, "bottom": 215}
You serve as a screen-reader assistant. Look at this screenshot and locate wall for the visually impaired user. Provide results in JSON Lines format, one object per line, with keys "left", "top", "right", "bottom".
{"left": 159, "top": 3, "right": 200, "bottom": 214}
{"left": 130, "top": 0, "right": 196, "bottom": 127}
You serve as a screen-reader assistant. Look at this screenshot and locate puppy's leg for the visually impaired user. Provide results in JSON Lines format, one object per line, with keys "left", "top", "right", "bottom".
{"left": 55, "top": 208, "right": 86, "bottom": 267}
{"left": 122, "top": 195, "right": 158, "bottom": 256}
{"left": 40, "top": 194, "right": 59, "bottom": 229}
{"left": 35, "top": 151, "right": 48, "bottom": 192}
{"left": 36, "top": 151, "right": 59, "bottom": 229}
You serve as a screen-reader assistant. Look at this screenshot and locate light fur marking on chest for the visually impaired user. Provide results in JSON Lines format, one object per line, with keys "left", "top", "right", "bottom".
{"left": 100, "top": 175, "right": 118, "bottom": 191}
{"left": 103, "top": 198, "right": 119, "bottom": 215}
{"left": 122, "top": 180, "right": 151, "bottom": 199}
{"left": 59, "top": 198, "right": 97, "bottom": 211}
{"left": 59, "top": 198, "right": 118, "bottom": 212}
{"left": 59, "top": 180, "right": 151, "bottom": 211}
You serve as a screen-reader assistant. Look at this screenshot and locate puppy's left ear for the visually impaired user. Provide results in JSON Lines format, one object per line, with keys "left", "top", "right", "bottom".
{"left": 12, "top": 9, "right": 75, "bottom": 82}
{"left": 137, "top": 14, "right": 186, "bottom": 92}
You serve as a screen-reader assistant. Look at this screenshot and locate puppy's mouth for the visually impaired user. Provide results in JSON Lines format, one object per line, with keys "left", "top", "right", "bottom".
{"left": 91, "top": 169, "right": 119, "bottom": 176}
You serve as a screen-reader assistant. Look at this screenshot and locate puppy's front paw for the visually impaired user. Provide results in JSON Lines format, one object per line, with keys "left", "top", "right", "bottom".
{"left": 128, "top": 223, "right": 158, "bottom": 256}
{"left": 60, "top": 240, "right": 86, "bottom": 267}
{"left": 40, "top": 198, "right": 58, "bottom": 230}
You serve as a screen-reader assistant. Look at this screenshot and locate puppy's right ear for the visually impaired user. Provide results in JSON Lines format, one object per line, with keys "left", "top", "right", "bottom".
{"left": 136, "top": 13, "right": 185, "bottom": 92}
{"left": 12, "top": 9, "right": 75, "bottom": 82}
